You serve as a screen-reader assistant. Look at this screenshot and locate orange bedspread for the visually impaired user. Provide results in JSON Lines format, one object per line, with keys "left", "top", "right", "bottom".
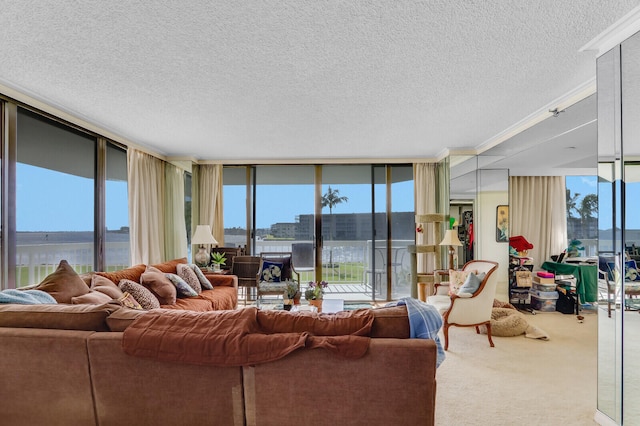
{"left": 122, "top": 307, "right": 374, "bottom": 366}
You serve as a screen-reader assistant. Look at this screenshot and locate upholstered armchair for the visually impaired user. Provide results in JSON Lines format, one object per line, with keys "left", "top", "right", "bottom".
{"left": 427, "top": 260, "right": 499, "bottom": 350}
{"left": 256, "top": 252, "right": 300, "bottom": 307}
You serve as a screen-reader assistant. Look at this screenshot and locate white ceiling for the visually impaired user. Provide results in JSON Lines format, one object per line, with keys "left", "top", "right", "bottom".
{"left": 0, "top": 1, "right": 638, "bottom": 162}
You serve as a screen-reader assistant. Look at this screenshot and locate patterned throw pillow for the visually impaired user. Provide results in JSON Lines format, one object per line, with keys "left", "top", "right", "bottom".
{"left": 166, "top": 273, "right": 199, "bottom": 297}
{"left": 448, "top": 270, "right": 471, "bottom": 295}
{"left": 457, "top": 272, "right": 486, "bottom": 296}
{"left": 117, "top": 292, "right": 144, "bottom": 310}
{"left": 261, "top": 261, "right": 283, "bottom": 283}
{"left": 189, "top": 264, "right": 213, "bottom": 290}
{"left": 119, "top": 279, "right": 160, "bottom": 310}
{"left": 177, "top": 263, "right": 202, "bottom": 294}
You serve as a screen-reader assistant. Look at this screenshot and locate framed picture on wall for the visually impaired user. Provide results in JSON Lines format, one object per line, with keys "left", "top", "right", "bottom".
{"left": 496, "top": 205, "right": 508, "bottom": 242}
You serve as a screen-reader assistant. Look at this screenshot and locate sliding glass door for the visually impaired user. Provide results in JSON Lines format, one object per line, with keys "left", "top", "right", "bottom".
{"left": 222, "top": 164, "right": 414, "bottom": 302}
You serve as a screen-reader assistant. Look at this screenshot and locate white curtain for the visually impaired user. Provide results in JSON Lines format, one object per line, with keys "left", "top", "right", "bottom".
{"left": 509, "top": 176, "right": 567, "bottom": 267}
{"left": 196, "top": 164, "right": 224, "bottom": 245}
{"left": 127, "top": 149, "right": 165, "bottom": 265}
{"left": 164, "top": 163, "right": 188, "bottom": 260}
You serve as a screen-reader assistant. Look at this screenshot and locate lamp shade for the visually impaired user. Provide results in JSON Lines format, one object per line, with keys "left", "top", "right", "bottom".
{"left": 439, "top": 229, "right": 462, "bottom": 246}
{"left": 191, "top": 225, "right": 219, "bottom": 245}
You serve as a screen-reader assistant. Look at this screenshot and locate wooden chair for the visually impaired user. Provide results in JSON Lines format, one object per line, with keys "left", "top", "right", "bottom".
{"left": 257, "top": 252, "right": 300, "bottom": 307}
{"left": 427, "top": 260, "right": 499, "bottom": 350}
{"left": 231, "top": 255, "right": 261, "bottom": 305}
{"left": 211, "top": 246, "right": 243, "bottom": 270}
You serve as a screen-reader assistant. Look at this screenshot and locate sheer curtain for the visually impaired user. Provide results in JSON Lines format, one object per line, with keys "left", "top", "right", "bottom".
{"left": 164, "top": 163, "right": 187, "bottom": 260}
{"left": 509, "top": 176, "right": 567, "bottom": 266}
{"left": 195, "top": 164, "right": 224, "bottom": 244}
{"left": 414, "top": 162, "right": 448, "bottom": 273}
{"left": 127, "top": 149, "right": 165, "bottom": 265}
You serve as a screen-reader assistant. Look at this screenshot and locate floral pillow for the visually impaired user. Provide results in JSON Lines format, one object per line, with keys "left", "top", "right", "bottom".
{"left": 166, "top": 273, "right": 198, "bottom": 297}
{"left": 176, "top": 263, "right": 202, "bottom": 294}
{"left": 261, "top": 261, "right": 283, "bottom": 283}
{"left": 448, "top": 270, "right": 471, "bottom": 295}
{"left": 189, "top": 264, "right": 213, "bottom": 290}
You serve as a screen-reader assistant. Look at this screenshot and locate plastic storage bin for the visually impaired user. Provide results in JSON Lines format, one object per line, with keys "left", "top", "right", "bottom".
{"left": 533, "top": 282, "right": 557, "bottom": 292}
{"left": 529, "top": 289, "right": 559, "bottom": 312}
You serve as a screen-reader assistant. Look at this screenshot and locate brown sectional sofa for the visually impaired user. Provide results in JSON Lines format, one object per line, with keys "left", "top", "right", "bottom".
{"left": 0, "top": 303, "right": 437, "bottom": 426}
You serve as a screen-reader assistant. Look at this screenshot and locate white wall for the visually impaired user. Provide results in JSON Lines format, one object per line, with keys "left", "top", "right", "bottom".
{"left": 477, "top": 190, "right": 510, "bottom": 301}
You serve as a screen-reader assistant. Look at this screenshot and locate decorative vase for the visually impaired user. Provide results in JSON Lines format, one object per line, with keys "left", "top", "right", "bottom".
{"left": 308, "top": 299, "right": 322, "bottom": 313}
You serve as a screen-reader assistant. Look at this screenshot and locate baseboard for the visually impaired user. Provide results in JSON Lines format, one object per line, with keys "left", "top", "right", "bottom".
{"left": 594, "top": 409, "right": 617, "bottom": 426}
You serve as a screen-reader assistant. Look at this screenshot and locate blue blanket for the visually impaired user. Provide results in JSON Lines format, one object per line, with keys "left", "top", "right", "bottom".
{"left": 0, "top": 289, "right": 57, "bottom": 304}
{"left": 395, "top": 297, "right": 445, "bottom": 367}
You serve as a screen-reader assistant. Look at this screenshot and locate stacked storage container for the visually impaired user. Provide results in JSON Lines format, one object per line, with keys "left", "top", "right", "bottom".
{"left": 529, "top": 272, "right": 558, "bottom": 312}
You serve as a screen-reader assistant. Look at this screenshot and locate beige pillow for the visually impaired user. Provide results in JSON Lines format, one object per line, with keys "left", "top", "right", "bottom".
{"left": 71, "top": 290, "right": 113, "bottom": 304}
{"left": 448, "top": 270, "right": 471, "bottom": 295}
{"left": 35, "top": 260, "right": 90, "bottom": 303}
{"left": 177, "top": 263, "right": 202, "bottom": 294}
{"left": 119, "top": 279, "right": 161, "bottom": 310}
{"left": 140, "top": 265, "right": 177, "bottom": 305}
{"left": 91, "top": 274, "right": 125, "bottom": 299}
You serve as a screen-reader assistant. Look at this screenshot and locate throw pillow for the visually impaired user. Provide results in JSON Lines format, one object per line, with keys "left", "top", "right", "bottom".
{"left": 117, "top": 292, "right": 144, "bottom": 310}
{"left": 91, "top": 274, "right": 125, "bottom": 299}
{"left": 457, "top": 272, "right": 487, "bottom": 296}
{"left": 166, "top": 273, "right": 199, "bottom": 297}
{"left": 448, "top": 269, "right": 471, "bottom": 295}
{"left": 189, "top": 264, "right": 213, "bottom": 290}
{"left": 176, "top": 263, "right": 202, "bottom": 294}
{"left": 119, "top": 279, "right": 160, "bottom": 310}
{"left": 140, "top": 265, "right": 177, "bottom": 305}
{"left": 35, "top": 259, "right": 90, "bottom": 303}
{"left": 71, "top": 290, "right": 113, "bottom": 305}
{"left": 261, "top": 261, "right": 283, "bottom": 282}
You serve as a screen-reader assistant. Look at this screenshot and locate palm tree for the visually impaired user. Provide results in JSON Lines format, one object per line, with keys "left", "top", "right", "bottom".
{"left": 566, "top": 189, "right": 580, "bottom": 219}
{"left": 321, "top": 187, "right": 349, "bottom": 266}
{"left": 578, "top": 194, "right": 598, "bottom": 235}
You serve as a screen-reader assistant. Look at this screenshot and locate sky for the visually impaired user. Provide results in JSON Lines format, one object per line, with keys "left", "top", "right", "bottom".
{"left": 16, "top": 163, "right": 637, "bottom": 232}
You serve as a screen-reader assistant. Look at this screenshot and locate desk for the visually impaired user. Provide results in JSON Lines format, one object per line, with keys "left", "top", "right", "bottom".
{"left": 541, "top": 261, "right": 597, "bottom": 304}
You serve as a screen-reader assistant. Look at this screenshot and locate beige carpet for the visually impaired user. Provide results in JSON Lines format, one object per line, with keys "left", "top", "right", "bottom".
{"left": 435, "top": 308, "right": 597, "bottom": 425}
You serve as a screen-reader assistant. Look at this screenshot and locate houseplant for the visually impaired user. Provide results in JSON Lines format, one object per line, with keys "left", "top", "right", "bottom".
{"left": 210, "top": 251, "right": 227, "bottom": 272}
{"left": 283, "top": 281, "right": 300, "bottom": 310}
{"left": 305, "top": 280, "right": 328, "bottom": 312}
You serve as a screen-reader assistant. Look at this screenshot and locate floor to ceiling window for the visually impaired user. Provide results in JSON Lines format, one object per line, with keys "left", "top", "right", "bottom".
{"left": 16, "top": 108, "right": 96, "bottom": 286}
{"left": 222, "top": 163, "right": 414, "bottom": 302}
{"left": 1, "top": 104, "right": 130, "bottom": 289}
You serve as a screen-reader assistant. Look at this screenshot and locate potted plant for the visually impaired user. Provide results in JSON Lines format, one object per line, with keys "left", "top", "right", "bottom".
{"left": 283, "top": 281, "right": 299, "bottom": 311}
{"left": 210, "top": 251, "right": 227, "bottom": 272}
{"left": 304, "top": 280, "right": 328, "bottom": 312}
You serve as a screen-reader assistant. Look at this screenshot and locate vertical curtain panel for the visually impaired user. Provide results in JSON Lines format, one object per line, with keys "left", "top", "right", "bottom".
{"left": 127, "top": 149, "right": 165, "bottom": 265}
{"left": 164, "top": 163, "right": 188, "bottom": 261}
{"left": 414, "top": 163, "right": 440, "bottom": 273}
{"left": 196, "top": 164, "right": 224, "bottom": 245}
{"left": 509, "top": 176, "right": 567, "bottom": 267}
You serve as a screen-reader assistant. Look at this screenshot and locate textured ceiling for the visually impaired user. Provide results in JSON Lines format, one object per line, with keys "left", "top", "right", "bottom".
{"left": 0, "top": 1, "right": 638, "bottom": 162}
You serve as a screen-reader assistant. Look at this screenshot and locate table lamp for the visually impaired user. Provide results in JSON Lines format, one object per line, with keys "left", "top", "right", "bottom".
{"left": 440, "top": 229, "right": 463, "bottom": 270}
{"left": 191, "top": 225, "right": 218, "bottom": 267}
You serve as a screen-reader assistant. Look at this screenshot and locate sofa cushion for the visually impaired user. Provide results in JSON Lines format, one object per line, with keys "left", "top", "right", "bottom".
{"left": 35, "top": 260, "right": 90, "bottom": 303}
{"left": 151, "top": 257, "right": 188, "bottom": 273}
{"left": 91, "top": 274, "right": 125, "bottom": 299}
{"left": 72, "top": 290, "right": 114, "bottom": 305}
{"left": 370, "top": 305, "right": 410, "bottom": 338}
{"left": 190, "top": 264, "right": 213, "bottom": 290}
{"left": 256, "top": 308, "right": 374, "bottom": 336}
{"left": 119, "top": 279, "right": 161, "bottom": 310}
{"left": 0, "top": 302, "right": 120, "bottom": 331}
{"left": 165, "top": 273, "right": 198, "bottom": 297}
{"left": 96, "top": 264, "right": 147, "bottom": 285}
{"left": 176, "top": 263, "right": 201, "bottom": 294}
{"left": 106, "top": 306, "right": 147, "bottom": 331}
{"left": 140, "top": 266, "right": 177, "bottom": 305}
{"left": 161, "top": 297, "right": 214, "bottom": 312}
